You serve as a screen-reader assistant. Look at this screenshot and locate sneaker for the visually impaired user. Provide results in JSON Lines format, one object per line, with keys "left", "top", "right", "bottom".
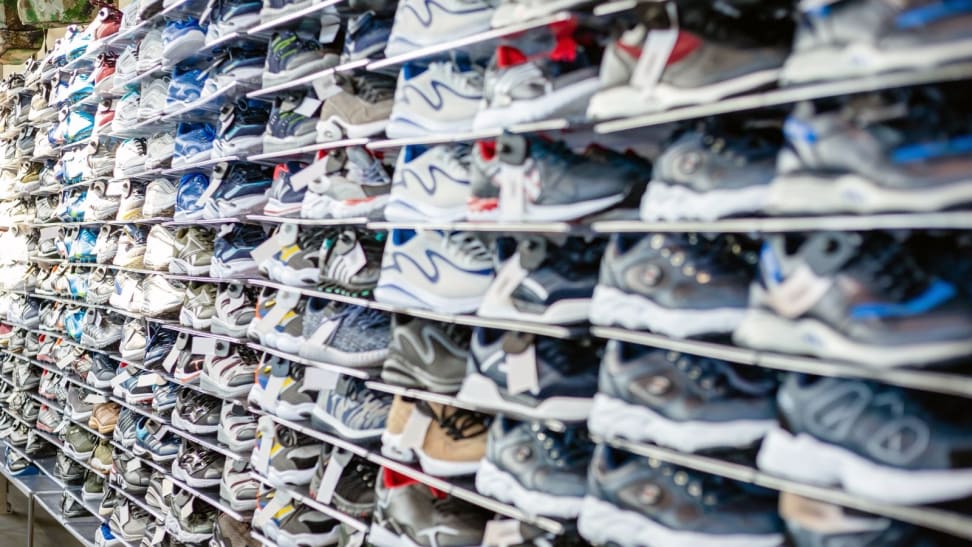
{"left": 143, "top": 177, "right": 177, "bottom": 217}
{"left": 211, "top": 283, "right": 257, "bottom": 337}
{"left": 300, "top": 146, "right": 392, "bottom": 219}
{"left": 138, "top": 77, "right": 170, "bottom": 120}
{"left": 162, "top": 18, "right": 207, "bottom": 67}
{"left": 781, "top": 0, "right": 972, "bottom": 85}
{"left": 733, "top": 232, "right": 972, "bottom": 367}
{"left": 213, "top": 99, "right": 270, "bottom": 158}
{"left": 212, "top": 512, "right": 260, "bottom": 547}
{"left": 175, "top": 172, "right": 210, "bottom": 221}
{"left": 474, "top": 31, "right": 599, "bottom": 130}
{"left": 140, "top": 275, "right": 186, "bottom": 318}
{"left": 220, "top": 459, "right": 259, "bottom": 512}
{"left": 204, "top": 162, "right": 274, "bottom": 219}
{"left": 478, "top": 236, "right": 604, "bottom": 324}
{"left": 266, "top": 426, "right": 319, "bottom": 486}
{"left": 172, "top": 390, "right": 222, "bottom": 434}
{"left": 202, "top": 46, "right": 266, "bottom": 97}
{"left": 381, "top": 316, "right": 469, "bottom": 393}
{"left": 298, "top": 305, "right": 390, "bottom": 367}
{"left": 375, "top": 229, "right": 493, "bottom": 314}
{"left": 385, "top": 0, "right": 492, "bottom": 57}
{"left": 385, "top": 60, "right": 484, "bottom": 139}
{"left": 384, "top": 144, "right": 473, "bottom": 221}
{"left": 263, "top": 91, "right": 322, "bottom": 153}
{"left": 318, "top": 227, "right": 384, "bottom": 296}
{"left": 263, "top": 31, "right": 340, "bottom": 88}
{"left": 457, "top": 330, "right": 600, "bottom": 421}
{"left": 264, "top": 161, "right": 309, "bottom": 217}
{"left": 316, "top": 73, "right": 395, "bottom": 142}
{"left": 180, "top": 282, "right": 217, "bottom": 329}
{"left": 167, "top": 67, "right": 207, "bottom": 108}
{"left": 371, "top": 468, "right": 492, "bottom": 546}
{"left": 490, "top": 0, "right": 590, "bottom": 27}
{"left": 310, "top": 376, "right": 392, "bottom": 440}
{"left": 218, "top": 401, "right": 258, "bottom": 453}
{"left": 174, "top": 448, "right": 225, "bottom": 488}
{"left": 114, "top": 139, "right": 147, "bottom": 177}
{"left": 112, "top": 89, "right": 141, "bottom": 130}
{"left": 579, "top": 445, "right": 783, "bottom": 547}
{"left": 589, "top": 340, "right": 778, "bottom": 452}
{"left": 765, "top": 95, "right": 972, "bottom": 214}
{"left": 342, "top": 10, "right": 393, "bottom": 62}
{"left": 200, "top": 345, "right": 259, "bottom": 397}
{"left": 476, "top": 418, "right": 592, "bottom": 518}
{"left": 592, "top": 233, "right": 754, "bottom": 338}
{"left": 206, "top": 0, "right": 262, "bottom": 44}
{"left": 145, "top": 132, "right": 175, "bottom": 169}
{"left": 170, "top": 227, "right": 214, "bottom": 275}
{"left": 172, "top": 122, "right": 215, "bottom": 168}
{"left": 144, "top": 225, "right": 176, "bottom": 270}
{"left": 137, "top": 28, "right": 165, "bottom": 72}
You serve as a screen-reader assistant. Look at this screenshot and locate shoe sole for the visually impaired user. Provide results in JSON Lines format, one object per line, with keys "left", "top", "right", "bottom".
{"left": 590, "top": 285, "right": 745, "bottom": 338}
{"left": 475, "top": 458, "right": 583, "bottom": 518}
{"left": 456, "top": 372, "right": 592, "bottom": 422}
{"left": 640, "top": 180, "right": 768, "bottom": 221}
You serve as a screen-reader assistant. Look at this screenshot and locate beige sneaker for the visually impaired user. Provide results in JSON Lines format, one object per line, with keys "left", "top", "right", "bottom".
{"left": 380, "top": 395, "right": 414, "bottom": 461}
{"left": 89, "top": 402, "right": 119, "bottom": 434}
{"left": 415, "top": 401, "right": 489, "bottom": 477}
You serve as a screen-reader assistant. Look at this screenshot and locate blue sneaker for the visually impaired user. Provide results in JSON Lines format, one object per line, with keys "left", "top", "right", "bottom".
{"left": 203, "top": 161, "right": 273, "bottom": 219}
{"left": 343, "top": 10, "right": 393, "bottom": 62}
{"left": 175, "top": 172, "right": 210, "bottom": 221}
{"left": 68, "top": 273, "right": 88, "bottom": 299}
{"left": 263, "top": 31, "right": 340, "bottom": 88}
{"left": 173, "top": 122, "right": 216, "bottom": 167}
{"left": 62, "top": 190, "right": 89, "bottom": 222}
{"left": 579, "top": 445, "right": 783, "bottom": 547}
{"left": 211, "top": 224, "right": 266, "bottom": 278}
{"left": 213, "top": 98, "right": 270, "bottom": 158}
{"left": 145, "top": 326, "right": 177, "bottom": 366}
{"left": 264, "top": 161, "right": 308, "bottom": 217}
{"left": 167, "top": 67, "right": 207, "bottom": 107}
{"left": 63, "top": 110, "right": 95, "bottom": 144}
{"left": 262, "top": 91, "right": 319, "bottom": 153}
{"left": 309, "top": 376, "right": 393, "bottom": 440}
{"left": 162, "top": 18, "right": 207, "bottom": 67}
{"left": 206, "top": 0, "right": 262, "bottom": 45}
{"left": 202, "top": 47, "right": 265, "bottom": 97}
{"left": 64, "top": 308, "right": 87, "bottom": 341}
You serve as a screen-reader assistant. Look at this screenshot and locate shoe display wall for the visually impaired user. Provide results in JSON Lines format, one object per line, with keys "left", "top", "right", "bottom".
{"left": 0, "top": 1, "right": 971, "bottom": 547}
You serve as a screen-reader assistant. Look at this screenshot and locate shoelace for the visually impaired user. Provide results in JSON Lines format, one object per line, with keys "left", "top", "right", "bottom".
{"left": 443, "top": 231, "right": 491, "bottom": 264}
{"left": 416, "top": 400, "right": 489, "bottom": 441}
{"left": 853, "top": 234, "right": 931, "bottom": 302}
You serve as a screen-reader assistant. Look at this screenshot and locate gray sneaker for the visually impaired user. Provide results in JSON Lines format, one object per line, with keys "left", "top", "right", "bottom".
{"left": 318, "top": 228, "right": 384, "bottom": 297}
{"left": 588, "top": 340, "right": 778, "bottom": 453}
{"left": 370, "top": 467, "right": 492, "bottom": 547}
{"left": 579, "top": 445, "right": 783, "bottom": 547}
{"left": 782, "top": 0, "right": 972, "bottom": 84}
{"left": 276, "top": 364, "right": 319, "bottom": 421}
{"left": 475, "top": 417, "right": 591, "bottom": 519}
{"left": 267, "top": 426, "right": 320, "bottom": 487}
{"left": 381, "top": 316, "right": 470, "bottom": 393}
{"left": 299, "top": 304, "right": 390, "bottom": 368}
{"left": 310, "top": 377, "right": 392, "bottom": 441}
{"left": 591, "top": 233, "right": 754, "bottom": 338}
{"left": 766, "top": 97, "right": 972, "bottom": 214}
{"left": 641, "top": 125, "right": 779, "bottom": 221}
{"left": 276, "top": 505, "right": 341, "bottom": 547}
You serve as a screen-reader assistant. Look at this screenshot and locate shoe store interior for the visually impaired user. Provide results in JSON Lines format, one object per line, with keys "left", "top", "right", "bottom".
{"left": 0, "top": 0, "right": 970, "bottom": 546}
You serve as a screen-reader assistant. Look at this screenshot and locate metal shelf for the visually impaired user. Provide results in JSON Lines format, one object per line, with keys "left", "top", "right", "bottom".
{"left": 247, "top": 342, "right": 374, "bottom": 380}
{"left": 366, "top": 118, "right": 571, "bottom": 150}
{"left": 245, "top": 0, "right": 346, "bottom": 35}
{"left": 367, "top": 220, "right": 583, "bottom": 234}
{"left": 601, "top": 435, "right": 972, "bottom": 541}
{"left": 246, "top": 215, "right": 369, "bottom": 226}
{"left": 595, "top": 62, "right": 972, "bottom": 135}
{"left": 591, "top": 326, "right": 972, "bottom": 399}
{"left": 161, "top": 323, "right": 247, "bottom": 344}
{"left": 246, "top": 137, "right": 371, "bottom": 162}
{"left": 247, "top": 59, "right": 369, "bottom": 99}
{"left": 162, "top": 155, "right": 239, "bottom": 175}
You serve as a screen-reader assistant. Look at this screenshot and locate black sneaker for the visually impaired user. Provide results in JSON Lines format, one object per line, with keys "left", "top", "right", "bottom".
{"left": 213, "top": 98, "right": 270, "bottom": 158}
{"left": 733, "top": 232, "right": 972, "bottom": 367}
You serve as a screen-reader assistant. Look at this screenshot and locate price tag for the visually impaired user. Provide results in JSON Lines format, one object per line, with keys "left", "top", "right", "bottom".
{"left": 294, "top": 96, "right": 323, "bottom": 118}
{"left": 277, "top": 223, "right": 299, "bottom": 247}
{"left": 290, "top": 157, "right": 332, "bottom": 191}
{"left": 151, "top": 523, "right": 165, "bottom": 543}
{"left": 162, "top": 477, "right": 173, "bottom": 496}
{"left": 253, "top": 416, "right": 276, "bottom": 474}
{"left": 479, "top": 254, "right": 527, "bottom": 309}
{"left": 109, "top": 369, "right": 131, "bottom": 389}
{"left": 314, "top": 448, "right": 352, "bottom": 503}
{"left": 398, "top": 407, "right": 432, "bottom": 450}
{"left": 630, "top": 29, "right": 679, "bottom": 93}
{"left": 191, "top": 336, "right": 217, "bottom": 355}
{"left": 483, "top": 519, "right": 524, "bottom": 547}
{"left": 318, "top": 14, "right": 340, "bottom": 44}
{"left": 303, "top": 367, "right": 338, "bottom": 392}
{"left": 135, "top": 372, "right": 162, "bottom": 387}
{"left": 262, "top": 375, "right": 286, "bottom": 409}
{"left": 162, "top": 345, "right": 181, "bottom": 372}
{"left": 506, "top": 344, "right": 538, "bottom": 395}
{"left": 311, "top": 72, "right": 342, "bottom": 102}
{"left": 306, "top": 317, "right": 339, "bottom": 346}
{"left": 250, "top": 234, "right": 283, "bottom": 268}
{"left": 498, "top": 172, "right": 526, "bottom": 221}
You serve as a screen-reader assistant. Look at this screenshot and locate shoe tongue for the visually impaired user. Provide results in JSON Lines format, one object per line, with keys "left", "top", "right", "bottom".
{"left": 495, "top": 46, "right": 527, "bottom": 69}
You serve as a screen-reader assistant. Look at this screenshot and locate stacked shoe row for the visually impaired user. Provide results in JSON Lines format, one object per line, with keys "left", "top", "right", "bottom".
{"left": 1, "top": 0, "right": 972, "bottom": 547}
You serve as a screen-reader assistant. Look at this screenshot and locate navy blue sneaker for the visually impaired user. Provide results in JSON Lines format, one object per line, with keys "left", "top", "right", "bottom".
{"left": 211, "top": 224, "right": 267, "bottom": 278}
{"left": 175, "top": 172, "right": 210, "bottom": 221}
{"left": 262, "top": 91, "right": 320, "bottom": 153}
{"left": 173, "top": 122, "right": 216, "bottom": 168}
{"left": 264, "top": 161, "right": 308, "bottom": 217}
{"left": 263, "top": 31, "right": 341, "bottom": 88}
{"left": 758, "top": 374, "right": 972, "bottom": 505}
{"left": 342, "top": 11, "right": 392, "bottom": 62}
{"left": 144, "top": 325, "right": 177, "bottom": 366}
{"left": 167, "top": 67, "right": 208, "bottom": 108}
{"left": 205, "top": 0, "right": 262, "bottom": 46}
{"left": 588, "top": 340, "right": 778, "bottom": 452}
{"left": 733, "top": 232, "right": 972, "bottom": 367}
{"left": 202, "top": 47, "right": 265, "bottom": 97}
{"left": 203, "top": 162, "right": 273, "bottom": 219}
{"left": 213, "top": 98, "right": 270, "bottom": 158}
{"left": 456, "top": 330, "right": 601, "bottom": 422}
{"left": 580, "top": 445, "right": 783, "bottom": 547}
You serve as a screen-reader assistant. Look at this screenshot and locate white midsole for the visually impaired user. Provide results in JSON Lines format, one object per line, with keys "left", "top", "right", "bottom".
{"left": 456, "top": 372, "right": 593, "bottom": 422}
{"left": 765, "top": 173, "right": 972, "bottom": 214}
{"left": 476, "top": 458, "right": 584, "bottom": 518}
{"left": 591, "top": 285, "right": 745, "bottom": 338}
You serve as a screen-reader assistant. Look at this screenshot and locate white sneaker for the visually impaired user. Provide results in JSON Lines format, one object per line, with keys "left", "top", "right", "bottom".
{"left": 137, "top": 28, "right": 164, "bottom": 73}
{"left": 385, "top": 60, "right": 483, "bottom": 138}
{"left": 113, "top": 138, "right": 146, "bottom": 177}
{"left": 140, "top": 275, "right": 186, "bottom": 318}
{"left": 143, "top": 177, "right": 177, "bottom": 218}
{"left": 374, "top": 229, "right": 495, "bottom": 314}
{"left": 385, "top": 0, "right": 494, "bottom": 57}
{"left": 145, "top": 132, "right": 175, "bottom": 169}
{"left": 82, "top": 181, "right": 119, "bottom": 220}
{"left": 138, "top": 77, "right": 170, "bottom": 120}
{"left": 179, "top": 283, "right": 216, "bottom": 329}
{"left": 143, "top": 225, "right": 176, "bottom": 271}
{"left": 384, "top": 144, "right": 472, "bottom": 221}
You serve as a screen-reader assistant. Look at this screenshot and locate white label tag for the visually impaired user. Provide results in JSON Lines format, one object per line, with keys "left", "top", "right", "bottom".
{"left": 162, "top": 345, "right": 181, "bottom": 372}
{"left": 253, "top": 416, "right": 276, "bottom": 475}
{"left": 191, "top": 336, "right": 216, "bottom": 355}
{"left": 106, "top": 180, "right": 127, "bottom": 196}
{"left": 319, "top": 19, "right": 340, "bottom": 44}
{"left": 479, "top": 254, "right": 527, "bottom": 308}
{"left": 303, "top": 367, "right": 338, "bottom": 391}
{"left": 311, "top": 73, "right": 342, "bottom": 102}
{"left": 498, "top": 172, "right": 526, "bottom": 221}
{"left": 294, "top": 97, "right": 323, "bottom": 118}
{"left": 398, "top": 408, "right": 432, "bottom": 450}
{"left": 84, "top": 394, "right": 107, "bottom": 404}
{"left": 290, "top": 157, "right": 330, "bottom": 191}
{"left": 483, "top": 520, "right": 524, "bottom": 547}
{"left": 262, "top": 375, "right": 286, "bottom": 410}
{"left": 314, "top": 448, "right": 352, "bottom": 504}
{"left": 162, "top": 477, "right": 173, "bottom": 496}
{"left": 135, "top": 373, "right": 161, "bottom": 387}
{"left": 253, "top": 491, "right": 291, "bottom": 528}
{"left": 250, "top": 234, "right": 282, "bottom": 267}
{"left": 506, "top": 344, "right": 538, "bottom": 395}
{"left": 630, "top": 29, "right": 679, "bottom": 93}
{"left": 151, "top": 523, "right": 165, "bottom": 543}
{"left": 306, "top": 318, "right": 339, "bottom": 346}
